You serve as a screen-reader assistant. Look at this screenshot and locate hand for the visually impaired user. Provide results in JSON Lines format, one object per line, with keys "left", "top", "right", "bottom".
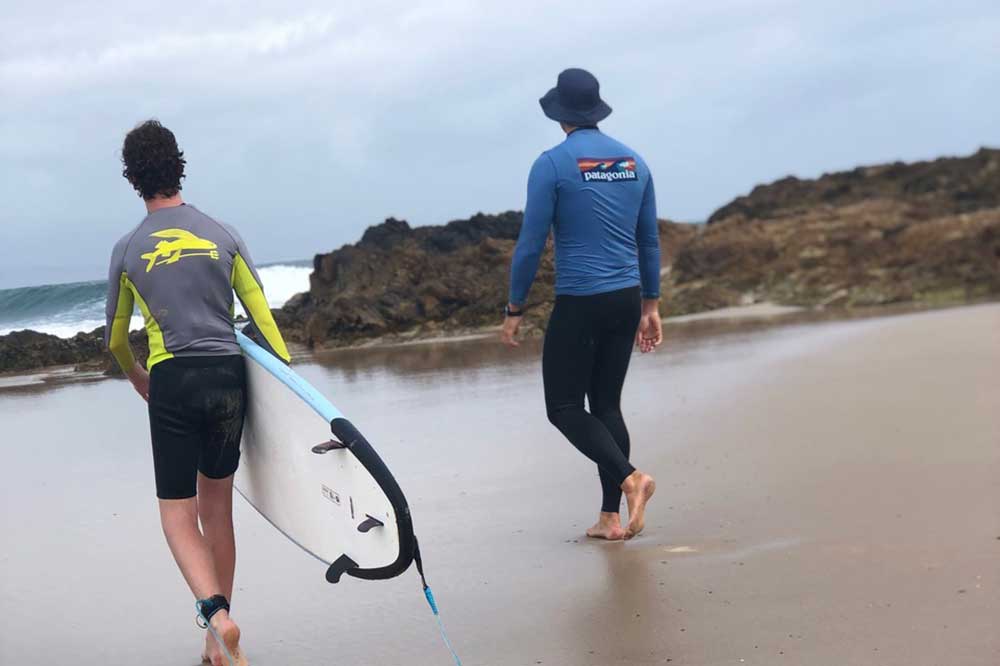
{"left": 126, "top": 362, "right": 150, "bottom": 401}
{"left": 501, "top": 314, "right": 522, "bottom": 347}
{"left": 636, "top": 299, "right": 663, "bottom": 353}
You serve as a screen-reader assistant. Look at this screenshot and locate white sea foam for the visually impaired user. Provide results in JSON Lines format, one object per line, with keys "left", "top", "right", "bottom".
{"left": 0, "top": 263, "right": 312, "bottom": 338}
{"left": 0, "top": 316, "right": 144, "bottom": 339}
{"left": 257, "top": 263, "right": 313, "bottom": 309}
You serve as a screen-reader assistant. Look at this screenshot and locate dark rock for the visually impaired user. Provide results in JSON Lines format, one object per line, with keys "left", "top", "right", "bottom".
{"left": 0, "top": 326, "right": 150, "bottom": 375}
{"left": 706, "top": 148, "right": 1000, "bottom": 224}
{"left": 359, "top": 217, "right": 412, "bottom": 250}
{"left": 0, "top": 329, "right": 99, "bottom": 373}
{"left": 277, "top": 211, "right": 695, "bottom": 348}
{"left": 278, "top": 210, "right": 563, "bottom": 348}
{"left": 667, "top": 148, "right": 1000, "bottom": 314}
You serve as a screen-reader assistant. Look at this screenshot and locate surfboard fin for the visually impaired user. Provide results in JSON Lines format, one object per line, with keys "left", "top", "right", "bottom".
{"left": 326, "top": 554, "right": 359, "bottom": 583}
{"left": 357, "top": 515, "right": 385, "bottom": 533}
{"left": 311, "top": 439, "right": 348, "bottom": 454}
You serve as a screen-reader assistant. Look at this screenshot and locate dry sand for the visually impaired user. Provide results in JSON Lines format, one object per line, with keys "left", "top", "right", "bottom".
{"left": 0, "top": 304, "right": 996, "bottom": 665}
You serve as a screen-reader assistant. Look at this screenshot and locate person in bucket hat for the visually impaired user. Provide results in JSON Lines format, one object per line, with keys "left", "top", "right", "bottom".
{"left": 501, "top": 68, "right": 662, "bottom": 541}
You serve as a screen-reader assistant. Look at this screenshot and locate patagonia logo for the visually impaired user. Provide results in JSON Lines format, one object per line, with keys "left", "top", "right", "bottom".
{"left": 140, "top": 228, "right": 220, "bottom": 272}
{"left": 577, "top": 157, "right": 638, "bottom": 183}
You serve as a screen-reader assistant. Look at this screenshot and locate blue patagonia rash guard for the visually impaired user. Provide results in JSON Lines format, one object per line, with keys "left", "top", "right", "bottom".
{"left": 509, "top": 127, "right": 660, "bottom": 306}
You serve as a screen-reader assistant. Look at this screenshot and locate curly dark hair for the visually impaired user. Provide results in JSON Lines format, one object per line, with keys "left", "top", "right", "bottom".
{"left": 121, "top": 120, "right": 186, "bottom": 200}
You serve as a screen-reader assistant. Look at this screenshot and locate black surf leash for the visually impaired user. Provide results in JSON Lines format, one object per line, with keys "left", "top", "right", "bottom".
{"left": 195, "top": 595, "right": 237, "bottom": 666}
{"left": 414, "top": 540, "right": 463, "bottom": 665}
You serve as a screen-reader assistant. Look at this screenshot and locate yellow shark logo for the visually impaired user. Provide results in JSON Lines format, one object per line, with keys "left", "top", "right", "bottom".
{"left": 141, "top": 229, "right": 220, "bottom": 272}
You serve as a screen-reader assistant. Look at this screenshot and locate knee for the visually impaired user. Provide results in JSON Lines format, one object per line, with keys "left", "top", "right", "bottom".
{"left": 546, "top": 407, "right": 563, "bottom": 427}
{"left": 198, "top": 500, "right": 233, "bottom": 528}
{"left": 591, "top": 405, "right": 623, "bottom": 424}
{"left": 546, "top": 403, "right": 579, "bottom": 428}
{"left": 592, "top": 407, "right": 629, "bottom": 448}
{"left": 158, "top": 498, "right": 199, "bottom": 535}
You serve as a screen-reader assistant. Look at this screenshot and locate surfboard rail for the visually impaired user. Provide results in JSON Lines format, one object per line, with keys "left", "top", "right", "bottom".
{"left": 236, "top": 330, "right": 416, "bottom": 583}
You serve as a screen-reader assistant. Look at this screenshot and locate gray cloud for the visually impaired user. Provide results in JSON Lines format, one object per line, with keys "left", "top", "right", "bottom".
{"left": 1, "top": 0, "right": 997, "bottom": 287}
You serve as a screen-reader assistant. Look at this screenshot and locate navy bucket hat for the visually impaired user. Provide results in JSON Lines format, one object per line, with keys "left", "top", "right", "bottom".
{"left": 539, "top": 68, "right": 612, "bottom": 125}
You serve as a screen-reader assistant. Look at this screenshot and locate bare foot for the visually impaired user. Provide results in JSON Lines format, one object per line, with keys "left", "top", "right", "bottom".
{"left": 203, "top": 631, "right": 219, "bottom": 665}
{"left": 621, "top": 471, "right": 656, "bottom": 540}
{"left": 586, "top": 512, "right": 626, "bottom": 540}
{"left": 208, "top": 611, "right": 249, "bottom": 666}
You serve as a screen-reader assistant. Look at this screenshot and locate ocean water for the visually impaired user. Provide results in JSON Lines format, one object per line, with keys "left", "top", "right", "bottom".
{"left": 0, "top": 261, "right": 312, "bottom": 338}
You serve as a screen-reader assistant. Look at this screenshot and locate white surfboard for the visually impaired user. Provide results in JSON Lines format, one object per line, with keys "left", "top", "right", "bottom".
{"left": 234, "top": 330, "right": 417, "bottom": 583}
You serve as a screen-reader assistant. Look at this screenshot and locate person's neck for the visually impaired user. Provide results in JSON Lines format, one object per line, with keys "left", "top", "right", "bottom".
{"left": 562, "top": 124, "right": 598, "bottom": 136}
{"left": 145, "top": 193, "right": 184, "bottom": 214}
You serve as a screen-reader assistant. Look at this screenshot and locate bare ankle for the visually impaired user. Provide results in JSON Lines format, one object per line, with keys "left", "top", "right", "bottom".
{"left": 620, "top": 470, "right": 642, "bottom": 493}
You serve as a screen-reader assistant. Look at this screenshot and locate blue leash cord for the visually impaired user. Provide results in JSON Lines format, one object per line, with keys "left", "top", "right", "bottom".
{"left": 414, "top": 541, "right": 463, "bottom": 665}
{"left": 423, "top": 584, "right": 463, "bottom": 666}
{"left": 196, "top": 602, "right": 235, "bottom": 666}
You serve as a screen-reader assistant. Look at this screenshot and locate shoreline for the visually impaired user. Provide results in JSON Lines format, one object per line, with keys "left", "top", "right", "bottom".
{"left": 275, "top": 297, "right": 987, "bottom": 355}
{"left": 2, "top": 299, "right": 992, "bottom": 391}
{"left": 326, "top": 301, "right": 810, "bottom": 350}
{"left": 0, "top": 299, "right": 819, "bottom": 382}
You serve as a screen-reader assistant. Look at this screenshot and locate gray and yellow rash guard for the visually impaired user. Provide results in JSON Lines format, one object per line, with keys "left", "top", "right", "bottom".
{"left": 104, "top": 203, "right": 290, "bottom": 372}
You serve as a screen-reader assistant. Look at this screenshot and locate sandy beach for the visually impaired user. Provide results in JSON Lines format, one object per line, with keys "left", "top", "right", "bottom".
{"left": 1, "top": 303, "right": 997, "bottom": 665}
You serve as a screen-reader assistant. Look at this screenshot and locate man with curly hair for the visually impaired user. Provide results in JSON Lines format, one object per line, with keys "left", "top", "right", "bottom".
{"left": 106, "top": 119, "right": 288, "bottom": 666}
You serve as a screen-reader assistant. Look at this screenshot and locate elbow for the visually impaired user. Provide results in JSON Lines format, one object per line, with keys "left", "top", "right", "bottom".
{"left": 512, "top": 249, "right": 541, "bottom": 275}
{"left": 107, "top": 333, "right": 134, "bottom": 367}
{"left": 109, "top": 347, "right": 135, "bottom": 373}
{"left": 107, "top": 338, "right": 125, "bottom": 357}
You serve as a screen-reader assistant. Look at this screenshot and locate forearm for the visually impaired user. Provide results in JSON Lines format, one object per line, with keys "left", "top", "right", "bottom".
{"left": 509, "top": 243, "right": 544, "bottom": 307}
{"left": 125, "top": 360, "right": 146, "bottom": 382}
{"left": 105, "top": 269, "right": 136, "bottom": 372}
{"left": 637, "top": 176, "right": 660, "bottom": 298}
{"left": 245, "top": 306, "right": 290, "bottom": 363}
{"left": 638, "top": 245, "right": 661, "bottom": 299}
{"left": 108, "top": 321, "right": 136, "bottom": 372}
{"left": 232, "top": 254, "right": 290, "bottom": 363}
{"left": 109, "top": 342, "right": 137, "bottom": 372}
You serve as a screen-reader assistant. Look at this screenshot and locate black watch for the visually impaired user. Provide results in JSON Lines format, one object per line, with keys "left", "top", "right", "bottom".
{"left": 505, "top": 304, "right": 524, "bottom": 318}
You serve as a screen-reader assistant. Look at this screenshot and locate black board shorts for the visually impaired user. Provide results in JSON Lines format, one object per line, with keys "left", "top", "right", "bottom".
{"left": 148, "top": 355, "right": 247, "bottom": 500}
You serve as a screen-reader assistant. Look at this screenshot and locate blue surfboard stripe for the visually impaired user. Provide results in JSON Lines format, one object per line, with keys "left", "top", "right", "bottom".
{"left": 235, "top": 330, "right": 344, "bottom": 422}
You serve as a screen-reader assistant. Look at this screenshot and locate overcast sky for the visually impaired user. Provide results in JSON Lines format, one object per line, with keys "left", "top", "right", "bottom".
{"left": 1, "top": 0, "right": 997, "bottom": 288}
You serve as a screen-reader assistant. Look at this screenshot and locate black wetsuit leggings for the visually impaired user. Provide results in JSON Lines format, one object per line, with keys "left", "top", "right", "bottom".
{"left": 543, "top": 286, "right": 641, "bottom": 513}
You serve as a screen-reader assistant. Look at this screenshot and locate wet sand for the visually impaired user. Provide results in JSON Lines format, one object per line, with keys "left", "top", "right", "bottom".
{"left": 1, "top": 304, "right": 997, "bottom": 665}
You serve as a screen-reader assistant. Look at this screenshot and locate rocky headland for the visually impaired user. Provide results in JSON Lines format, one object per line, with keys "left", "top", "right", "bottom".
{"left": 2, "top": 147, "right": 997, "bottom": 372}
{"left": 669, "top": 147, "right": 1000, "bottom": 314}
{"left": 273, "top": 147, "right": 999, "bottom": 348}
{"left": 272, "top": 212, "right": 696, "bottom": 347}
